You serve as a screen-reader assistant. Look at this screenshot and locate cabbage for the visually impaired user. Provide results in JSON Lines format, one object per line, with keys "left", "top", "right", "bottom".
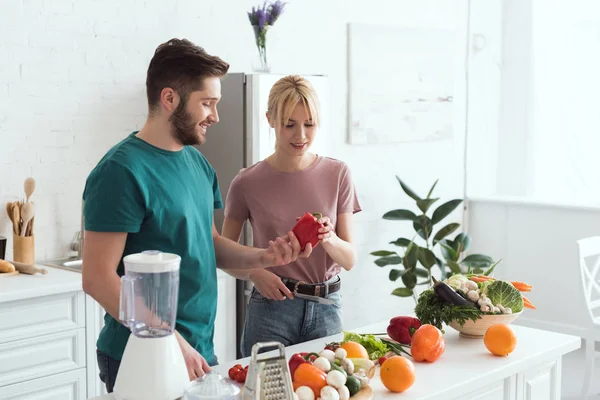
{"left": 446, "top": 274, "right": 468, "bottom": 290}
{"left": 484, "top": 280, "right": 523, "bottom": 313}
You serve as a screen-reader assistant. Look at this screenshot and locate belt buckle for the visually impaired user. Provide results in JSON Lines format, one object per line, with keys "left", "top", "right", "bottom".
{"left": 314, "top": 285, "right": 321, "bottom": 297}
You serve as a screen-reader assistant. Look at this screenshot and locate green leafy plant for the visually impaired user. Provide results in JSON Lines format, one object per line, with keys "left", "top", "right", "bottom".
{"left": 370, "top": 176, "right": 499, "bottom": 301}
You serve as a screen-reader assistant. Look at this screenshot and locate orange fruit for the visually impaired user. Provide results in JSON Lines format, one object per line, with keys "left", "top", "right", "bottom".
{"left": 379, "top": 356, "right": 416, "bottom": 393}
{"left": 484, "top": 324, "right": 517, "bottom": 356}
{"left": 340, "top": 341, "right": 369, "bottom": 359}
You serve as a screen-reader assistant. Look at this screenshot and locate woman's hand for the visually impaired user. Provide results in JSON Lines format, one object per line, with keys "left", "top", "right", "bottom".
{"left": 249, "top": 269, "right": 294, "bottom": 300}
{"left": 317, "top": 216, "right": 335, "bottom": 243}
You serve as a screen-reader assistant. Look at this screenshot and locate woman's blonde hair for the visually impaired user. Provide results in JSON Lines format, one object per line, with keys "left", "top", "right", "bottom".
{"left": 267, "top": 75, "right": 320, "bottom": 128}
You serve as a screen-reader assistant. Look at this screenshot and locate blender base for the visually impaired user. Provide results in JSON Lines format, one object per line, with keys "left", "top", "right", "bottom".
{"left": 113, "top": 333, "right": 189, "bottom": 400}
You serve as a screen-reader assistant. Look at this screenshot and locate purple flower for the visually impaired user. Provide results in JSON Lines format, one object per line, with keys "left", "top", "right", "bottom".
{"left": 248, "top": 0, "right": 286, "bottom": 30}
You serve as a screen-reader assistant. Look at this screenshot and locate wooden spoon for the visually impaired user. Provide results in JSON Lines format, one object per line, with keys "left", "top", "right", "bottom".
{"left": 24, "top": 177, "right": 35, "bottom": 203}
{"left": 12, "top": 203, "right": 20, "bottom": 236}
{"left": 20, "top": 202, "right": 34, "bottom": 237}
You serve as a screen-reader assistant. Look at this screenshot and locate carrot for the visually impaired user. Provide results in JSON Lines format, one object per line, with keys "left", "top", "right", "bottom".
{"left": 511, "top": 281, "right": 532, "bottom": 292}
{"left": 469, "top": 275, "right": 493, "bottom": 283}
{"left": 522, "top": 296, "right": 536, "bottom": 309}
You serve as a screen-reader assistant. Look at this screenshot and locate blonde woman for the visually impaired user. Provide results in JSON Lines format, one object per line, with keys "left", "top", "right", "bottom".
{"left": 222, "top": 75, "right": 362, "bottom": 356}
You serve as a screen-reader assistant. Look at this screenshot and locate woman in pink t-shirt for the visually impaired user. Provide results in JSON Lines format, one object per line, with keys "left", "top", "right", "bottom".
{"left": 222, "top": 75, "right": 362, "bottom": 356}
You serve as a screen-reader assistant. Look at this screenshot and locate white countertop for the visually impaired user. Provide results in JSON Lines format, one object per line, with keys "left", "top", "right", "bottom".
{"left": 0, "top": 264, "right": 82, "bottom": 303}
{"left": 88, "top": 319, "right": 581, "bottom": 400}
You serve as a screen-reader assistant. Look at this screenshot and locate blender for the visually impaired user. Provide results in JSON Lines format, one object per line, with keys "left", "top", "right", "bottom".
{"left": 112, "top": 250, "right": 189, "bottom": 400}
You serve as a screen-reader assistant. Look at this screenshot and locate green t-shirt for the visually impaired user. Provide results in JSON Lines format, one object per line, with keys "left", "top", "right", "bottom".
{"left": 83, "top": 131, "right": 223, "bottom": 363}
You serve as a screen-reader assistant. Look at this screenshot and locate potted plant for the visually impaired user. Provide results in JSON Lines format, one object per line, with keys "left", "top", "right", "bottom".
{"left": 370, "top": 176, "right": 500, "bottom": 302}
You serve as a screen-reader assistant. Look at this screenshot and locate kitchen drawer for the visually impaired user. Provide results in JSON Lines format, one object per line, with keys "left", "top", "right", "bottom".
{"left": 0, "top": 291, "right": 85, "bottom": 344}
{"left": 0, "top": 328, "right": 85, "bottom": 386}
{"left": 0, "top": 368, "right": 86, "bottom": 400}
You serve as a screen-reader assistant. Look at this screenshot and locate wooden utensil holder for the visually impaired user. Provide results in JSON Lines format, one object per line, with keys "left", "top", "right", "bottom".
{"left": 13, "top": 234, "right": 35, "bottom": 265}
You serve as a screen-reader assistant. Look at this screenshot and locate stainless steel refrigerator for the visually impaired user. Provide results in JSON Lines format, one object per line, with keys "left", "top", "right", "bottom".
{"left": 196, "top": 72, "right": 329, "bottom": 357}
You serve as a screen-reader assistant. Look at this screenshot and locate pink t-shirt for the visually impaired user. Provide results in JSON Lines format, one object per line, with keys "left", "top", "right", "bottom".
{"left": 224, "top": 156, "right": 362, "bottom": 283}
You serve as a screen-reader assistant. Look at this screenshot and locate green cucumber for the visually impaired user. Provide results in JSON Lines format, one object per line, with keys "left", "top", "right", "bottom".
{"left": 345, "top": 376, "right": 361, "bottom": 396}
{"left": 330, "top": 363, "right": 347, "bottom": 378}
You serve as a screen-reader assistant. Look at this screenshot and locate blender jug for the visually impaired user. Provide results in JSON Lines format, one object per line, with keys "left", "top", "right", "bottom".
{"left": 113, "top": 250, "right": 189, "bottom": 400}
{"left": 119, "top": 250, "right": 180, "bottom": 337}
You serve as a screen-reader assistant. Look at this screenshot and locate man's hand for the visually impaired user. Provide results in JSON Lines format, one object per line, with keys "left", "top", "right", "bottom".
{"left": 175, "top": 330, "right": 211, "bottom": 380}
{"left": 249, "top": 269, "right": 294, "bottom": 300}
{"left": 259, "top": 231, "right": 312, "bottom": 267}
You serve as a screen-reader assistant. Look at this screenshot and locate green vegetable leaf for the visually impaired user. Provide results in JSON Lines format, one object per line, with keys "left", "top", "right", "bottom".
{"left": 391, "top": 287, "right": 414, "bottom": 297}
{"left": 483, "top": 258, "right": 502, "bottom": 276}
{"left": 383, "top": 209, "right": 418, "bottom": 221}
{"left": 436, "top": 256, "right": 447, "bottom": 280}
{"left": 415, "top": 268, "right": 430, "bottom": 278}
{"left": 433, "top": 223, "right": 460, "bottom": 243}
{"left": 484, "top": 280, "right": 524, "bottom": 313}
{"left": 416, "top": 198, "right": 439, "bottom": 213}
{"left": 432, "top": 199, "right": 463, "bottom": 224}
{"left": 426, "top": 179, "right": 439, "bottom": 199}
{"left": 389, "top": 238, "right": 411, "bottom": 247}
{"left": 396, "top": 176, "right": 422, "bottom": 201}
{"left": 402, "top": 271, "right": 417, "bottom": 289}
{"left": 417, "top": 247, "right": 437, "bottom": 269}
{"left": 414, "top": 289, "right": 482, "bottom": 331}
{"left": 342, "top": 331, "right": 392, "bottom": 360}
{"left": 374, "top": 256, "right": 402, "bottom": 267}
{"left": 370, "top": 250, "right": 397, "bottom": 257}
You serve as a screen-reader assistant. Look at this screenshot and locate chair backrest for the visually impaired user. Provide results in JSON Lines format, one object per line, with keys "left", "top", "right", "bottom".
{"left": 577, "top": 236, "right": 600, "bottom": 326}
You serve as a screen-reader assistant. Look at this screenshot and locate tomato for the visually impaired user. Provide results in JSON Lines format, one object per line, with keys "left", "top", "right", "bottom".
{"left": 378, "top": 356, "right": 389, "bottom": 365}
{"left": 228, "top": 364, "right": 242, "bottom": 380}
{"left": 410, "top": 324, "right": 445, "bottom": 363}
{"left": 235, "top": 368, "right": 247, "bottom": 383}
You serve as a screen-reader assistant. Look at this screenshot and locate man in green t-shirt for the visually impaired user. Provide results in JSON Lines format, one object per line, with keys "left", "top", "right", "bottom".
{"left": 81, "top": 38, "right": 311, "bottom": 393}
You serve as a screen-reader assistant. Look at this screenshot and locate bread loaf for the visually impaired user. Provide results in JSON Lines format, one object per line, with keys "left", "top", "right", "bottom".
{"left": 0, "top": 260, "right": 16, "bottom": 273}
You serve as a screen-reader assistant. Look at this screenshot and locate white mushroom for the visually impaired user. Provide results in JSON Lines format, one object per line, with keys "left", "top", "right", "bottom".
{"left": 337, "top": 385, "right": 350, "bottom": 400}
{"left": 503, "top": 307, "right": 512, "bottom": 314}
{"left": 313, "top": 357, "right": 331, "bottom": 373}
{"left": 341, "top": 358, "right": 354, "bottom": 375}
{"left": 334, "top": 348, "right": 347, "bottom": 360}
{"left": 296, "top": 386, "right": 315, "bottom": 400}
{"left": 493, "top": 306, "right": 500, "bottom": 314}
{"left": 465, "top": 280, "right": 479, "bottom": 291}
{"left": 320, "top": 385, "right": 340, "bottom": 400}
{"left": 326, "top": 370, "right": 347, "bottom": 389}
{"left": 480, "top": 303, "right": 492, "bottom": 312}
{"left": 319, "top": 349, "right": 336, "bottom": 363}
{"left": 467, "top": 290, "right": 480, "bottom": 302}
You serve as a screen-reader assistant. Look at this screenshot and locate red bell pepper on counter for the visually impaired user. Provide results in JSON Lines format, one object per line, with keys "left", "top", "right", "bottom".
{"left": 387, "top": 316, "right": 422, "bottom": 345}
{"left": 288, "top": 352, "right": 319, "bottom": 377}
{"left": 292, "top": 212, "right": 324, "bottom": 251}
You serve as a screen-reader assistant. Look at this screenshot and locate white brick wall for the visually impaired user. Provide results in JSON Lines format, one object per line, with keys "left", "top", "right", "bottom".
{"left": 0, "top": 0, "right": 468, "bottom": 328}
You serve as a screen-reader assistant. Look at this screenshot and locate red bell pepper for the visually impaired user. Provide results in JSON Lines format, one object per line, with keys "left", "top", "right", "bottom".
{"left": 288, "top": 352, "right": 319, "bottom": 377}
{"left": 292, "top": 212, "right": 324, "bottom": 251}
{"left": 387, "top": 316, "right": 422, "bottom": 345}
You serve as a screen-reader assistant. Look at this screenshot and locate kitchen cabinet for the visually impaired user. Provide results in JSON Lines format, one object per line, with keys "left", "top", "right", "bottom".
{"left": 0, "top": 267, "right": 87, "bottom": 399}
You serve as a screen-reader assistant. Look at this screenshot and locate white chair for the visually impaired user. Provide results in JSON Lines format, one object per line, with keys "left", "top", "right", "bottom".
{"left": 577, "top": 236, "right": 600, "bottom": 398}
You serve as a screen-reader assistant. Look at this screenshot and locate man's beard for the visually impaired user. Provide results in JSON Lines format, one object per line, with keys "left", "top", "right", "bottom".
{"left": 169, "top": 99, "right": 201, "bottom": 146}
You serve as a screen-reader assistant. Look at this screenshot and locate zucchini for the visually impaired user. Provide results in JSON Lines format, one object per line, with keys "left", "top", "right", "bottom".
{"left": 345, "top": 375, "right": 361, "bottom": 396}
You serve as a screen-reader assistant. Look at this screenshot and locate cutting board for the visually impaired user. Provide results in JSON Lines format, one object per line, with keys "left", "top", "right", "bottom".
{"left": 351, "top": 385, "right": 373, "bottom": 399}
{"left": 0, "top": 271, "right": 19, "bottom": 277}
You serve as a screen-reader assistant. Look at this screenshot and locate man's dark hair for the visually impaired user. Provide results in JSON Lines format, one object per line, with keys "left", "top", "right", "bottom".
{"left": 146, "top": 38, "right": 230, "bottom": 113}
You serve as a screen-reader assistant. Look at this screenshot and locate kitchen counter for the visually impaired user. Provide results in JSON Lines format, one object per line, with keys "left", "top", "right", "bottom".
{"left": 0, "top": 263, "right": 82, "bottom": 303}
{"left": 88, "top": 319, "right": 581, "bottom": 400}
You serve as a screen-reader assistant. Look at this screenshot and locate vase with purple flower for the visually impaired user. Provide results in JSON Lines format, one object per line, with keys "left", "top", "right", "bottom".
{"left": 247, "top": 0, "right": 286, "bottom": 73}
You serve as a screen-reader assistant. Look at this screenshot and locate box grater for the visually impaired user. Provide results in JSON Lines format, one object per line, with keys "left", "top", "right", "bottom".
{"left": 242, "top": 341, "right": 294, "bottom": 400}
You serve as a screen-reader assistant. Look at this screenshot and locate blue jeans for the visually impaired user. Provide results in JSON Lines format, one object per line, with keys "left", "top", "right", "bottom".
{"left": 97, "top": 350, "right": 219, "bottom": 393}
{"left": 240, "top": 279, "right": 343, "bottom": 358}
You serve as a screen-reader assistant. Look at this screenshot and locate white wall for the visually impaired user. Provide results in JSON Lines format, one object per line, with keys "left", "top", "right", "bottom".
{"left": 466, "top": 198, "right": 600, "bottom": 341}
{"left": 0, "top": 0, "right": 468, "bottom": 330}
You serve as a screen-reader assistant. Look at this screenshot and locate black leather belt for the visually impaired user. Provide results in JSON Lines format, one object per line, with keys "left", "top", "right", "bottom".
{"left": 282, "top": 276, "right": 341, "bottom": 297}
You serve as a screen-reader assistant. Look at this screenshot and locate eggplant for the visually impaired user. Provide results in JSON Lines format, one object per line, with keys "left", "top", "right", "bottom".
{"left": 432, "top": 276, "right": 474, "bottom": 306}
